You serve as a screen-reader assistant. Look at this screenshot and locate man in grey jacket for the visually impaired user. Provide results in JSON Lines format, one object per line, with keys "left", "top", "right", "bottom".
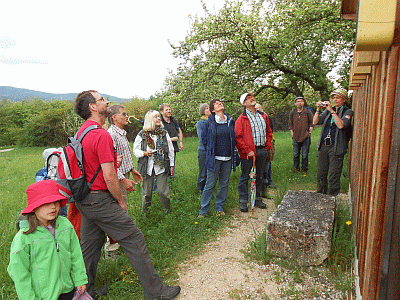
{"left": 313, "top": 88, "right": 354, "bottom": 196}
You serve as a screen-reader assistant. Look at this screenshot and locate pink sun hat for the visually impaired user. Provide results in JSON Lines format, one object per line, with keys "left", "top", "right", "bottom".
{"left": 22, "top": 180, "right": 70, "bottom": 215}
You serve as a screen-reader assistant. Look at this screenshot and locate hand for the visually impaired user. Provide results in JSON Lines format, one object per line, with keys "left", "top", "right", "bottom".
{"left": 131, "top": 168, "right": 143, "bottom": 183}
{"left": 247, "top": 151, "right": 255, "bottom": 158}
{"left": 119, "top": 201, "right": 128, "bottom": 211}
{"left": 145, "top": 151, "right": 153, "bottom": 157}
{"left": 170, "top": 166, "right": 175, "bottom": 176}
{"left": 76, "top": 285, "right": 86, "bottom": 296}
{"left": 179, "top": 141, "right": 183, "bottom": 151}
{"left": 116, "top": 155, "right": 123, "bottom": 168}
{"left": 121, "top": 178, "right": 136, "bottom": 192}
{"left": 324, "top": 100, "right": 334, "bottom": 112}
{"left": 316, "top": 101, "right": 324, "bottom": 109}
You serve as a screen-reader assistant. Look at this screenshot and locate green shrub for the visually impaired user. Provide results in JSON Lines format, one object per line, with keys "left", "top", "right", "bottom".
{"left": 22, "top": 107, "right": 71, "bottom": 147}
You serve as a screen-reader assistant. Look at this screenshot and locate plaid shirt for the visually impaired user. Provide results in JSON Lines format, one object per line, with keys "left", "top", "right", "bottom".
{"left": 245, "top": 109, "right": 266, "bottom": 146}
{"left": 107, "top": 124, "right": 134, "bottom": 180}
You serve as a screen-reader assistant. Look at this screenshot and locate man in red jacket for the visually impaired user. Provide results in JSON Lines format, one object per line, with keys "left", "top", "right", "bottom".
{"left": 235, "top": 93, "right": 273, "bottom": 212}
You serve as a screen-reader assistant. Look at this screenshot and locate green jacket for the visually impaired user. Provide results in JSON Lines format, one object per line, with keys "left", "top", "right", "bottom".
{"left": 7, "top": 216, "right": 87, "bottom": 300}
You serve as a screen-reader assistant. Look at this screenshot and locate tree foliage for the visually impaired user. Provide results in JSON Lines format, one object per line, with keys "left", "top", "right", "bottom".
{"left": 162, "top": 0, "right": 355, "bottom": 130}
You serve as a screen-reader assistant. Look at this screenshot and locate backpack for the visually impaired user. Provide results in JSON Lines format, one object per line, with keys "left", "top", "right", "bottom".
{"left": 46, "top": 125, "right": 101, "bottom": 203}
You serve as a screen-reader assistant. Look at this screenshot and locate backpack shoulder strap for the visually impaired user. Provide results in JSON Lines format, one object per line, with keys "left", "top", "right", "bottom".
{"left": 74, "top": 125, "right": 102, "bottom": 184}
{"left": 74, "top": 125, "right": 100, "bottom": 142}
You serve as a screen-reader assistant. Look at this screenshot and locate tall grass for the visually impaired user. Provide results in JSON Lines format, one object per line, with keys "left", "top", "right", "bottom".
{"left": 0, "top": 127, "right": 352, "bottom": 299}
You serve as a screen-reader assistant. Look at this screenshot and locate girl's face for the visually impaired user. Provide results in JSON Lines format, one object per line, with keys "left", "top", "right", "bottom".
{"left": 34, "top": 201, "right": 60, "bottom": 226}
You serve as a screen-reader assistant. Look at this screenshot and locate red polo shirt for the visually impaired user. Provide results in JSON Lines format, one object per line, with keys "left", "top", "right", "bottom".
{"left": 78, "top": 120, "right": 117, "bottom": 191}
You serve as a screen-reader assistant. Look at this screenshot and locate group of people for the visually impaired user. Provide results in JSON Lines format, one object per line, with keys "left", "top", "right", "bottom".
{"left": 196, "top": 87, "right": 353, "bottom": 218}
{"left": 7, "top": 87, "right": 353, "bottom": 300}
{"left": 196, "top": 92, "right": 274, "bottom": 217}
{"left": 8, "top": 91, "right": 182, "bottom": 300}
{"left": 288, "top": 87, "right": 353, "bottom": 196}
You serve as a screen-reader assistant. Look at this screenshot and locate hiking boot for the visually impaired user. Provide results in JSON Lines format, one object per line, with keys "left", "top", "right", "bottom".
{"left": 154, "top": 285, "right": 181, "bottom": 300}
{"left": 239, "top": 202, "right": 248, "bottom": 212}
{"left": 255, "top": 200, "right": 267, "bottom": 209}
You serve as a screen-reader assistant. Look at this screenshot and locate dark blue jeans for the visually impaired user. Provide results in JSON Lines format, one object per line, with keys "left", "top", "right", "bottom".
{"left": 197, "top": 150, "right": 206, "bottom": 195}
{"left": 238, "top": 148, "right": 269, "bottom": 203}
{"left": 293, "top": 136, "right": 311, "bottom": 171}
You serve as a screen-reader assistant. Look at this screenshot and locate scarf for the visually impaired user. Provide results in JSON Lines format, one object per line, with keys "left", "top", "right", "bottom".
{"left": 144, "top": 126, "right": 165, "bottom": 167}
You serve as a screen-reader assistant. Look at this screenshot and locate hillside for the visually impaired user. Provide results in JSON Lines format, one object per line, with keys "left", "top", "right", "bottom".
{"left": 0, "top": 86, "right": 123, "bottom": 102}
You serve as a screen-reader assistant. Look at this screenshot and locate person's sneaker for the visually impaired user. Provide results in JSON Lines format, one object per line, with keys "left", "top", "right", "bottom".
{"left": 294, "top": 168, "right": 300, "bottom": 173}
{"left": 255, "top": 200, "right": 267, "bottom": 209}
{"left": 239, "top": 202, "right": 248, "bottom": 212}
{"left": 216, "top": 211, "right": 225, "bottom": 216}
{"left": 302, "top": 169, "right": 307, "bottom": 176}
{"left": 155, "top": 285, "right": 181, "bottom": 300}
{"left": 198, "top": 214, "right": 205, "bottom": 218}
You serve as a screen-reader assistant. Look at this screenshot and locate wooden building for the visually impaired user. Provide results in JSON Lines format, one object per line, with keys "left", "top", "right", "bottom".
{"left": 342, "top": 0, "right": 400, "bottom": 298}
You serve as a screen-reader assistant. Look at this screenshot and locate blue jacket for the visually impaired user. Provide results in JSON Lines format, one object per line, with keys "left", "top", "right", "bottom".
{"left": 196, "top": 117, "right": 207, "bottom": 151}
{"left": 201, "top": 113, "right": 239, "bottom": 172}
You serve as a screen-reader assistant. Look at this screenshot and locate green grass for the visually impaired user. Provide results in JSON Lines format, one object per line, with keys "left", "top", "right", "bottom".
{"left": 0, "top": 127, "right": 352, "bottom": 299}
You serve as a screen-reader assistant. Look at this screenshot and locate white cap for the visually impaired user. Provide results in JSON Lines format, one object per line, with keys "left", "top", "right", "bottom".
{"left": 42, "top": 148, "right": 58, "bottom": 161}
{"left": 240, "top": 93, "right": 250, "bottom": 104}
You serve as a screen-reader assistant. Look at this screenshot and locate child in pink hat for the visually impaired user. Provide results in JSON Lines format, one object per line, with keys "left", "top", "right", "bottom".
{"left": 8, "top": 180, "right": 88, "bottom": 300}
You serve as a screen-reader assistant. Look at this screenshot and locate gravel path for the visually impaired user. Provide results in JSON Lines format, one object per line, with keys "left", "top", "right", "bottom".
{"left": 176, "top": 198, "right": 280, "bottom": 299}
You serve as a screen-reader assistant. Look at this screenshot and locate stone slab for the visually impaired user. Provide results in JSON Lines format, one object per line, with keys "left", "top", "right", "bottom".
{"left": 266, "top": 190, "right": 335, "bottom": 266}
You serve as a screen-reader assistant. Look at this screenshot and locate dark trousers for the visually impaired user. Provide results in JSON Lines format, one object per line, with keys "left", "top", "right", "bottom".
{"left": 75, "top": 192, "right": 164, "bottom": 299}
{"left": 197, "top": 149, "right": 207, "bottom": 195}
{"left": 293, "top": 136, "right": 311, "bottom": 171}
{"left": 317, "top": 144, "right": 344, "bottom": 196}
{"left": 238, "top": 148, "right": 269, "bottom": 203}
{"left": 58, "top": 288, "right": 75, "bottom": 300}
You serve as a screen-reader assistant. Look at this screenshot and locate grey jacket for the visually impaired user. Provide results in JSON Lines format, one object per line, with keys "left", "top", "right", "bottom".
{"left": 316, "top": 104, "right": 354, "bottom": 156}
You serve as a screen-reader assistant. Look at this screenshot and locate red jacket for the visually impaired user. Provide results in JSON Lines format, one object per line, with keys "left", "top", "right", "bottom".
{"left": 235, "top": 109, "right": 273, "bottom": 160}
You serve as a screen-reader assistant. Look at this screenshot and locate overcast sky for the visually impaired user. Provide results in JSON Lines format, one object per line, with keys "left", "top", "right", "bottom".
{"left": 0, "top": 0, "right": 226, "bottom": 99}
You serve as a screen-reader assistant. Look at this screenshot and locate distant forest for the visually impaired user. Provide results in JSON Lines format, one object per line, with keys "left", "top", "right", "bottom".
{"left": 0, "top": 86, "right": 123, "bottom": 102}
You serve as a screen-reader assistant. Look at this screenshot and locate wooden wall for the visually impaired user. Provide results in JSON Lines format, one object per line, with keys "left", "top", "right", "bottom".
{"left": 350, "top": 45, "right": 400, "bottom": 299}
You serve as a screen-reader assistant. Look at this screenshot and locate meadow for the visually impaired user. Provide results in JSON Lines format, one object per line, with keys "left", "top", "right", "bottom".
{"left": 0, "top": 127, "right": 352, "bottom": 299}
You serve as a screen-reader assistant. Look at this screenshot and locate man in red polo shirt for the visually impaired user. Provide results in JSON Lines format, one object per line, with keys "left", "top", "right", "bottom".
{"left": 73, "top": 90, "right": 181, "bottom": 300}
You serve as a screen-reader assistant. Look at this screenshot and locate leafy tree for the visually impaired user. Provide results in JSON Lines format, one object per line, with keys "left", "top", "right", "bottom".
{"left": 163, "top": 0, "right": 355, "bottom": 130}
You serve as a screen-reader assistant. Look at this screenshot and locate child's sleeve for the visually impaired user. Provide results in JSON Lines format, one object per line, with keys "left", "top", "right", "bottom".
{"left": 69, "top": 228, "right": 88, "bottom": 287}
{"left": 7, "top": 235, "right": 39, "bottom": 300}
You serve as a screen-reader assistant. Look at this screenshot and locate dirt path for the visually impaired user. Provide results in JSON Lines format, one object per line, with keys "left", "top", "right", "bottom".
{"left": 176, "top": 198, "right": 280, "bottom": 300}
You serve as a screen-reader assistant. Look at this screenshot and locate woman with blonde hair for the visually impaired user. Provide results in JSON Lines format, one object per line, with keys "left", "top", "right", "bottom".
{"left": 133, "top": 110, "right": 175, "bottom": 213}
